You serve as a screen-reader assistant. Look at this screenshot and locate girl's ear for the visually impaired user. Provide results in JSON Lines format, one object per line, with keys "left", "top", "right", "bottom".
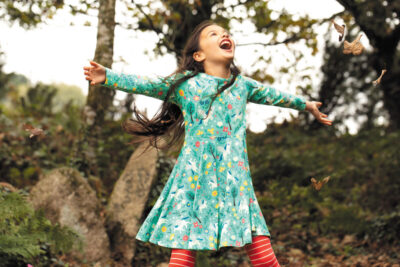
{"left": 193, "top": 51, "right": 205, "bottom": 62}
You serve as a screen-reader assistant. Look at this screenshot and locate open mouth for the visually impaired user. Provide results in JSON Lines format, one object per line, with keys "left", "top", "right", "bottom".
{"left": 219, "top": 38, "right": 233, "bottom": 51}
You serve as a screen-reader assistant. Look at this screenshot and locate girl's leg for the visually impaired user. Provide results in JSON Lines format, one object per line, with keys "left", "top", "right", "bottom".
{"left": 168, "top": 248, "right": 197, "bottom": 267}
{"left": 244, "top": 235, "right": 280, "bottom": 267}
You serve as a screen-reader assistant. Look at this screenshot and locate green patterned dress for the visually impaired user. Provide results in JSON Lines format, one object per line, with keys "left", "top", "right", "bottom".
{"left": 101, "top": 67, "right": 306, "bottom": 251}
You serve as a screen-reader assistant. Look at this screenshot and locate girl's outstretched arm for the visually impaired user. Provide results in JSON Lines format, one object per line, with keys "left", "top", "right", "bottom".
{"left": 83, "top": 60, "right": 178, "bottom": 104}
{"left": 244, "top": 76, "right": 307, "bottom": 111}
{"left": 244, "top": 76, "right": 332, "bottom": 126}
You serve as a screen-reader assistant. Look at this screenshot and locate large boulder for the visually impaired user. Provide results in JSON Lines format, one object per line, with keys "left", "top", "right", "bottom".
{"left": 105, "top": 141, "right": 160, "bottom": 265}
{"left": 28, "top": 167, "right": 111, "bottom": 265}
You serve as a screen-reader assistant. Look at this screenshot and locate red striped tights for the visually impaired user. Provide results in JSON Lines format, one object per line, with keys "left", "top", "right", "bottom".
{"left": 168, "top": 235, "right": 280, "bottom": 267}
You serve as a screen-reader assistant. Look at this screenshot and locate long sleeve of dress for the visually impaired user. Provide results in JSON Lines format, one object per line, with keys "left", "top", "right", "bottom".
{"left": 101, "top": 67, "right": 178, "bottom": 105}
{"left": 244, "top": 76, "right": 306, "bottom": 111}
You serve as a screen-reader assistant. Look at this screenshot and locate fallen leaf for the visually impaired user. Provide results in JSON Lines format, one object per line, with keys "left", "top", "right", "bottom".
{"left": 311, "top": 176, "right": 331, "bottom": 190}
{"left": 343, "top": 34, "right": 364, "bottom": 55}
{"left": 23, "top": 123, "right": 45, "bottom": 138}
{"left": 331, "top": 20, "right": 346, "bottom": 42}
{"left": 372, "top": 69, "right": 387, "bottom": 85}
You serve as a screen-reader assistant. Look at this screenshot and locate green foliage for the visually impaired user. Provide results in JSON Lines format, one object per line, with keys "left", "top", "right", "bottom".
{"left": 248, "top": 120, "right": 400, "bottom": 246}
{"left": 0, "top": 188, "right": 84, "bottom": 266}
{"left": 0, "top": 0, "right": 95, "bottom": 29}
{"left": 0, "top": 73, "right": 136, "bottom": 202}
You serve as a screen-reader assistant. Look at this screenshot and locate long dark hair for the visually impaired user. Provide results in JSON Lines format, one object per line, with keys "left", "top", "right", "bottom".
{"left": 122, "top": 20, "right": 241, "bottom": 155}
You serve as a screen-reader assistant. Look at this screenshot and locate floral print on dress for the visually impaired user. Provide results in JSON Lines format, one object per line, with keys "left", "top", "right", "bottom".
{"left": 101, "top": 68, "right": 306, "bottom": 250}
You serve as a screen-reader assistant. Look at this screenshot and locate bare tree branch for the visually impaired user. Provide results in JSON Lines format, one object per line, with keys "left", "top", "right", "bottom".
{"left": 214, "top": 0, "right": 256, "bottom": 13}
{"left": 236, "top": 35, "right": 301, "bottom": 47}
{"left": 132, "top": 2, "right": 179, "bottom": 55}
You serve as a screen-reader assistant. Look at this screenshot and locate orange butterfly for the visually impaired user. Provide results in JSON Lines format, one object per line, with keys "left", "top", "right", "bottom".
{"left": 343, "top": 34, "right": 364, "bottom": 55}
{"left": 331, "top": 20, "right": 346, "bottom": 42}
{"left": 23, "top": 123, "right": 45, "bottom": 138}
{"left": 310, "top": 176, "right": 331, "bottom": 190}
{"left": 372, "top": 69, "right": 387, "bottom": 86}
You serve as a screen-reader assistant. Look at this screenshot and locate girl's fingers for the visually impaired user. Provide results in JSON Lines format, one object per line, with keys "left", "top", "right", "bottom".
{"left": 90, "top": 60, "right": 99, "bottom": 67}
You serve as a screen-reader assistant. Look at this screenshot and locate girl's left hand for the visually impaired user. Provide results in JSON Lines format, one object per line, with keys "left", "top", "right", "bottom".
{"left": 305, "top": 101, "right": 332, "bottom": 126}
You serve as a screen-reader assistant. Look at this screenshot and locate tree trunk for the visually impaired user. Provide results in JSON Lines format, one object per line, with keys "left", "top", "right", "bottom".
{"left": 85, "top": 0, "right": 116, "bottom": 129}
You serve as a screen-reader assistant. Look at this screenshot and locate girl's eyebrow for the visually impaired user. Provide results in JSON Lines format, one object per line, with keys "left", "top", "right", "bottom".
{"left": 207, "top": 29, "right": 231, "bottom": 36}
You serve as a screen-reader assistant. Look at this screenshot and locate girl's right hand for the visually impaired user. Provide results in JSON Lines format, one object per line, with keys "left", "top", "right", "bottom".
{"left": 305, "top": 101, "right": 332, "bottom": 126}
{"left": 83, "top": 60, "right": 106, "bottom": 85}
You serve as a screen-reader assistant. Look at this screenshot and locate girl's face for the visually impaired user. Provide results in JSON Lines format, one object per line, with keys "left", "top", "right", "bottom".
{"left": 193, "top": 24, "right": 235, "bottom": 66}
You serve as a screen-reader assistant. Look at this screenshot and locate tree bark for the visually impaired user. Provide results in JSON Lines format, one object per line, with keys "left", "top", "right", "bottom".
{"left": 85, "top": 0, "right": 117, "bottom": 129}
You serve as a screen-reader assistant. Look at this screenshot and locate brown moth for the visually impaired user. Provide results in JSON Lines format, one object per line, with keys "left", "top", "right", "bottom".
{"left": 372, "top": 69, "right": 387, "bottom": 86}
{"left": 331, "top": 20, "right": 346, "bottom": 42}
{"left": 311, "top": 176, "right": 331, "bottom": 190}
{"left": 343, "top": 34, "right": 364, "bottom": 55}
{"left": 23, "top": 123, "right": 45, "bottom": 138}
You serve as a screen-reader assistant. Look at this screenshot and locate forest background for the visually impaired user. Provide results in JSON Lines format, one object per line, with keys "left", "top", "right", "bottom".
{"left": 0, "top": 0, "right": 399, "bottom": 266}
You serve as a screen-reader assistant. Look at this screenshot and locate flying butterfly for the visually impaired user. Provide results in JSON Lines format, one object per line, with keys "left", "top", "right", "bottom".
{"left": 310, "top": 176, "right": 331, "bottom": 191}
{"left": 372, "top": 69, "right": 387, "bottom": 86}
{"left": 331, "top": 19, "right": 346, "bottom": 42}
{"left": 23, "top": 123, "right": 45, "bottom": 138}
{"left": 343, "top": 34, "right": 364, "bottom": 55}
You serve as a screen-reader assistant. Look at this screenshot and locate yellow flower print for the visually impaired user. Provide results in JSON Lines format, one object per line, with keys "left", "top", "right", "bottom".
{"left": 191, "top": 183, "right": 195, "bottom": 189}
{"left": 183, "top": 110, "right": 186, "bottom": 115}
{"left": 215, "top": 203, "right": 219, "bottom": 209}
{"left": 244, "top": 181, "right": 248, "bottom": 186}
{"left": 161, "top": 226, "right": 167, "bottom": 232}
{"left": 212, "top": 190, "right": 218, "bottom": 196}
{"left": 197, "top": 89, "right": 202, "bottom": 93}
{"left": 170, "top": 233, "right": 175, "bottom": 240}
{"left": 196, "top": 130, "right": 204, "bottom": 135}
{"left": 232, "top": 207, "right": 236, "bottom": 212}
{"left": 205, "top": 170, "right": 208, "bottom": 174}
{"left": 240, "top": 186, "right": 245, "bottom": 191}
{"left": 210, "top": 243, "right": 214, "bottom": 247}
{"left": 194, "top": 175, "right": 198, "bottom": 181}
{"left": 207, "top": 128, "right": 215, "bottom": 134}
{"left": 104, "top": 78, "right": 108, "bottom": 84}
{"left": 228, "top": 161, "right": 232, "bottom": 167}
{"left": 219, "top": 167, "right": 225, "bottom": 172}
{"left": 206, "top": 162, "right": 212, "bottom": 169}
{"left": 185, "top": 121, "right": 188, "bottom": 126}
{"left": 222, "top": 241, "right": 228, "bottom": 246}
{"left": 209, "top": 236, "right": 214, "bottom": 241}
{"left": 179, "top": 89, "right": 184, "bottom": 96}
{"left": 203, "top": 154, "right": 208, "bottom": 160}
{"left": 188, "top": 176, "right": 192, "bottom": 182}
{"left": 132, "top": 87, "right": 136, "bottom": 92}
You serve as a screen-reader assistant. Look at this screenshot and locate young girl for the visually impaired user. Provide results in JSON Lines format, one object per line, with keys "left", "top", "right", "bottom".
{"left": 83, "top": 20, "right": 332, "bottom": 267}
